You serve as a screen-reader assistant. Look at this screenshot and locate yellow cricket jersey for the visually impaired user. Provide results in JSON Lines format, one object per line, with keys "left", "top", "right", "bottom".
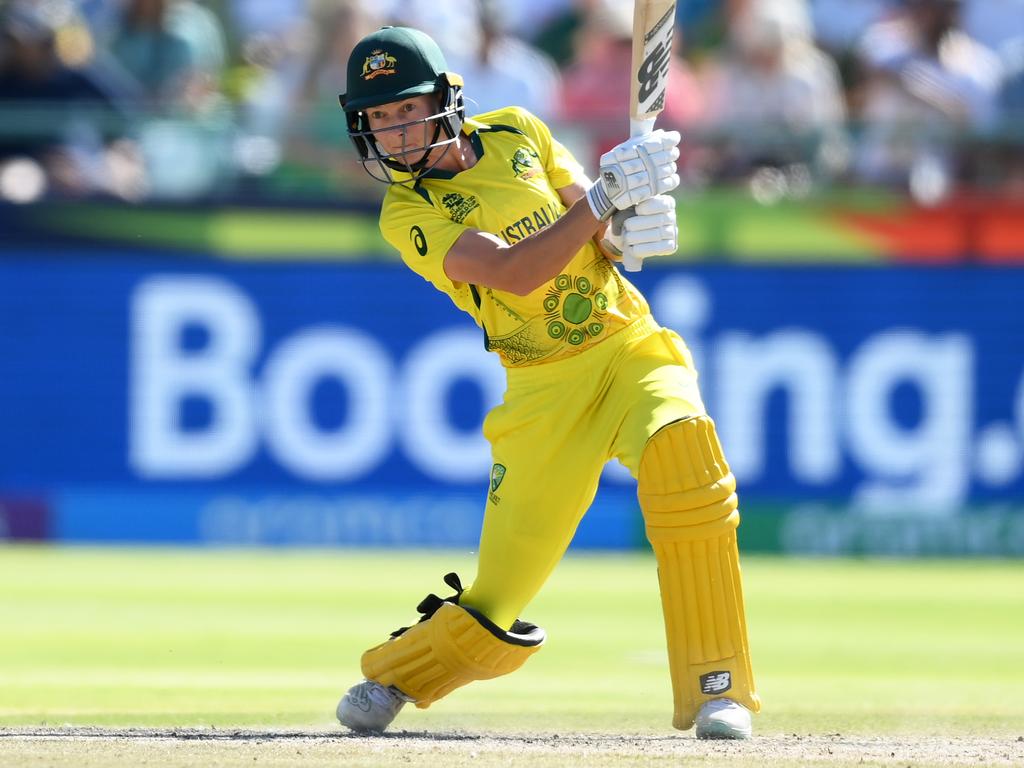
{"left": 379, "top": 106, "right": 650, "bottom": 367}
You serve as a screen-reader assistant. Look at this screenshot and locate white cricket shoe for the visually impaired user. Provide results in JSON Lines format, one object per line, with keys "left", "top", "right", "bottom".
{"left": 336, "top": 680, "right": 409, "bottom": 733}
{"left": 695, "top": 698, "right": 753, "bottom": 740}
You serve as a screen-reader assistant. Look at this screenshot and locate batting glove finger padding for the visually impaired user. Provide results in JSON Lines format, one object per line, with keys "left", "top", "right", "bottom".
{"left": 586, "top": 130, "right": 681, "bottom": 220}
{"left": 634, "top": 194, "right": 676, "bottom": 216}
{"left": 603, "top": 193, "right": 677, "bottom": 262}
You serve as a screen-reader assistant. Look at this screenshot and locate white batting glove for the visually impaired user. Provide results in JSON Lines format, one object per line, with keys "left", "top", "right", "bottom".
{"left": 585, "top": 129, "right": 680, "bottom": 221}
{"left": 602, "top": 195, "right": 678, "bottom": 266}
{"left": 585, "top": 130, "right": 679, "bottom": 222}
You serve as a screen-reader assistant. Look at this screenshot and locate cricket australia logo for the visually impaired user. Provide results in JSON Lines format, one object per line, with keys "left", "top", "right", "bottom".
{"left": 441, "top": 192, "right": 480, "bottom": 224}
{"left": 361, "top": 49, "right": 397, "bottom": 80}
{"left": 543, "top": 274, "right": 608, "bottom": 346}
{"left": 488, "top": 463, "right": 506, "bottom": 505}
{"left": 490, "top": 464, "right": 506, "bottom": 492}
{"left": 511, "top": 146, "right": 542, "bottom": 180}
{"left": 700, "top": 671, "right": 732, "bottom": 695}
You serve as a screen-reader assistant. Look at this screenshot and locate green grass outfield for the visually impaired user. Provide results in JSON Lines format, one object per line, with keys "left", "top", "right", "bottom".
{"left": 0, "top": 547, "right": 1022, "bottom": 767}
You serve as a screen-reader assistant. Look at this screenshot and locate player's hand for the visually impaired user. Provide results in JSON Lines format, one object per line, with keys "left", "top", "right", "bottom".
{"left": 585, "top": 129, "right": 680, "bottom": 222}
{"left": 602, "top": 195, "right": 678, "bottom": 266}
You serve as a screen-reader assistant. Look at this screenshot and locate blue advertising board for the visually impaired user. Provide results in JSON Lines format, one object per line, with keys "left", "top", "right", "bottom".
{"left": 1, "top": 254, "right": 1022, "bottom": 554}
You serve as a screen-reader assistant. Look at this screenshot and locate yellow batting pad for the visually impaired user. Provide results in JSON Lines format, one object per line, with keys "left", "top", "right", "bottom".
{"left": 361, "top": 602, "right": 545, "bottom": 708}
{"left": 638, "top": 416, "right": 761, "bottom": 730}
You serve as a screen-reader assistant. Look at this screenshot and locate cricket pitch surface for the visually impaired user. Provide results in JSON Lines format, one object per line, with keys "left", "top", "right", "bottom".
{"left": 2, "top": 727, "right": 1022, "bottom": 768}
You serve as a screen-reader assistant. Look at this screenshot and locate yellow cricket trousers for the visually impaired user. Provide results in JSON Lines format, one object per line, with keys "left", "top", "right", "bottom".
{"left": 460, "top": 314, "right": 706, "bottom": 630}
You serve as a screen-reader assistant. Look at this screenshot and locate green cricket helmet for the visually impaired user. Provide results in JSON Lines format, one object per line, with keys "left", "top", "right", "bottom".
{"left": 340, "top": 26, "right": 465, "bottom": 184}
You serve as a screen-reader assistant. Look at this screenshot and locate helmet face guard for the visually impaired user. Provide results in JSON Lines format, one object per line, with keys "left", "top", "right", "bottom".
{"left": 343, "top": 74, "right": 465, "bottom": 185}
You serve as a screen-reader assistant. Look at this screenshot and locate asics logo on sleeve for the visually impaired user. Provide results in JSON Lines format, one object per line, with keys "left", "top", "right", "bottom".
{"left": 410, "top": 226, "right": 428, "bottom": 255}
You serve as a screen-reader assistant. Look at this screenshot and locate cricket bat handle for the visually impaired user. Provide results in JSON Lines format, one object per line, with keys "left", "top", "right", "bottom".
{"left": 622, "top": 118, "right": 657, "bottom": 272}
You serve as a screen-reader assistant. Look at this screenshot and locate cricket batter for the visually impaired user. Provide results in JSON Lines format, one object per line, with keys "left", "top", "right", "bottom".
{"left": 335, "top": 26, "right": 760, "bottom": 739}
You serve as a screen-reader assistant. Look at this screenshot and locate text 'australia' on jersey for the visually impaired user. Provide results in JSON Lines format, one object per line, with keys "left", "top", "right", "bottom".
{"left": 379, "top": 106, "right": 649, "bottom": 367}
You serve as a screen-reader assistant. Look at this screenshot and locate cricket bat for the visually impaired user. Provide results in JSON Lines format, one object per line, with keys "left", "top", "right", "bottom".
{"left": 625, "top": 0, "right": 676, "bottom": 272}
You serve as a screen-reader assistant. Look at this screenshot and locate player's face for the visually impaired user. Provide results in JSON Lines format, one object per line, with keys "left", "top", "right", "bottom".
{"left": 365, "top": 94, "right": 440, "bottom": 166}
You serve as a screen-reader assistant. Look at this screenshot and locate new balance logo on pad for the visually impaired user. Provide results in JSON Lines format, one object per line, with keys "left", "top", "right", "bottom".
{"left": 700, "top": 671, "right": 732, "bottom": 695}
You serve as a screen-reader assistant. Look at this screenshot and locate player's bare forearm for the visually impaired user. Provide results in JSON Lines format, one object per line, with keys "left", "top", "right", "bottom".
{"left": 559, "top": 179, "right": 612, "bottom": 251}
{"left": 443, "top": 195, "right": 604, "bottom": 296}
{"left": 443, "top": 127, "right": 679, "bottom": 293}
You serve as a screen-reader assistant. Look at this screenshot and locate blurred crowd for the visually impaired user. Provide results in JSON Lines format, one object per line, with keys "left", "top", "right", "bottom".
{"left": 1, "top": 0, "right": 1023, "bottom": 205}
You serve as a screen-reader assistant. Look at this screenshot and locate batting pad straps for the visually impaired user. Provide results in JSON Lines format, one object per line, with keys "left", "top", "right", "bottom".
{"left": 638, "top": 416, "right": 760, "bottom": 731}
{"left": 361, "top": 602, "right": 545, "bottom": 709}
